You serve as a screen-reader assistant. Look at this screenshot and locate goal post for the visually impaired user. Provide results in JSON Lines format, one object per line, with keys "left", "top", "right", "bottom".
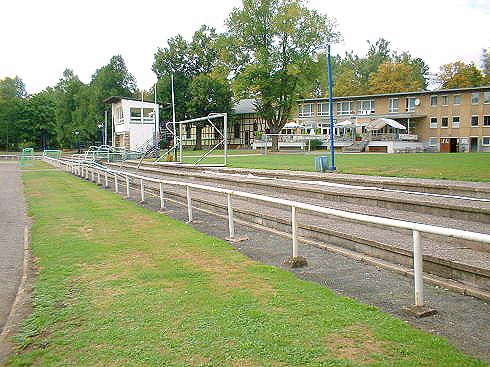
{"left": 156, "top": 113, "right": 228, "bottom": 166}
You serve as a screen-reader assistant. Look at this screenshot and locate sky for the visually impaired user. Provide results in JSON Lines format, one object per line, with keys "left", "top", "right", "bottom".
{"left": 1, "top": 0, "right": 489, "bottom": 95}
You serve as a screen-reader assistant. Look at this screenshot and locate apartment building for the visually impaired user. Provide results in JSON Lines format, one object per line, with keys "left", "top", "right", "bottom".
{"left": 296, "top": 86, "right": 490, "bottom": 152}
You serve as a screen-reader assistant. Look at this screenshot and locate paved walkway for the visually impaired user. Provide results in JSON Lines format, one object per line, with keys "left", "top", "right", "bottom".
{"left": 0, "top": 162, "right": 28, "bottom": 337}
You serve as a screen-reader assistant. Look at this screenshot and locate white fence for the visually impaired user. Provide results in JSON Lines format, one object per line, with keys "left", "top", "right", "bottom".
{"left": 44, "top": 156, "right": 490, "bottom": 307}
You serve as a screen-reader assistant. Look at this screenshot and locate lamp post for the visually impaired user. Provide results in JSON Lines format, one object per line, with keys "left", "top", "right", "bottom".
{"left": 74, "top": 131, "right": 80, "bottom": 153}
{"left": 327, "top": 43, "right": 336, "bottom": 170}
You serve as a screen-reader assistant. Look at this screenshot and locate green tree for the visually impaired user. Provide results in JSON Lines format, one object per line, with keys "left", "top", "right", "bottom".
{"left": 368, "top": 62, "right": 424, "bottom": 94}
{"left": 435, "top": 61, "right": 483, "bottom": 88}
{"left": 482, "top": 48, "right": 490, "bottom": 84}
{"left": 226, "top": 0, "right": 338, "bottom": 150}
{"left": 0, "top": 76, "right": 26, "bottom": 150}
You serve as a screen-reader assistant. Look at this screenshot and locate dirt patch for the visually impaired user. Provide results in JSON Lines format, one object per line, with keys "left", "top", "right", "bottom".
{"left": 324, "top": 324, "right": 391, "bottom": 364}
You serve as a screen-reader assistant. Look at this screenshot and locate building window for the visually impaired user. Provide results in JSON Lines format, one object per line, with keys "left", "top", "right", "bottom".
{"left": 406, "top": 97, "right": 416, "bottom": 112}
{"left": 471, "top": 92, "right": 480, "bottom": 104}
{"left": 485, "top": 92, "right": 490, "bottom": 104}
{"left": 358, "top": 100, "right": 375, "bottom": 114}
{"left": 442, "top": 95, "right": 449, "bottom": 106}
{"left": 441, "top": 117, "right": 449, "bottom": 128}
{"left": 430, "top": 95, "right": 437, "bottom": 106}
{"left": 337, "top": 101, "right": 352, "bottom": 115}
{"left": 430, "top": 117, "right": 437, "bottom": 128}
{"left": 429, "top": 137, "right": 438, "bottom": 146}
{"left": 484, "top": 116, "right": 490, "bottom": 126}
{"left": 471, "top": 116, "right": 479, "bottom": 127}
{"left": 298, "top": 103, "right": 313, "bottom": 117}
{"left": 452, "top": 116, "right": 460, "bottom": 128}
{"left": 317, "top": 102, "right": 329, "bottom": 116}
{"left": 234, "top": 123, "right": 240, "bottom": 139}
{"left": 483, "top": 137, "right": 490, "bottom": 146}
{"left": 388, "top": 98, "right": 399, "bottom": 113}
{"left": 453, "top": 94, "right": 461, "bottom": 105}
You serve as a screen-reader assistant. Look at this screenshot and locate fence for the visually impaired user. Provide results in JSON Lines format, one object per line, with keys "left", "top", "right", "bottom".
{"left": 44, "top": 156, "right": 490, "bottom": 308}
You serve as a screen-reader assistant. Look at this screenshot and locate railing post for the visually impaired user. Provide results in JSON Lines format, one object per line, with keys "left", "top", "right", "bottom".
{"left": 104, "top": 171, "right": 108, "bottom": 188}
{"left": 186, "top": 186, "right": 193, "bottom": 222}
{"left": 85, "top": 166, "right": 89, "bottom": 180}
{"left": 413, "top": 230, "right": 424, "bottom": 307}
{"left": 140, "top": 179, "right": 145, "bottom": 203}
{"left": 91, "top": 167, "right": 95, "bottom": 182}
{"left": 159, "top": 182, "right": 165, "bottom": 210}
{"left": 97, "top": 170, "right": 101, "bottom": 185}
{"left": 292, "top": 206, "right": 298, "bottom": 258}
{"left": 126, "top": 175, "right": 130, "bottom": 198}
{"left": 227, "top": 193, "right": 235, "bottom": 239}
{"left": 114, "top": 174, "right": 119, "bottom": 193}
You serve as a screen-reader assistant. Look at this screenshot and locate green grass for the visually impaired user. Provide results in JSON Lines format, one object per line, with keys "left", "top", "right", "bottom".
{"left": 180, "top": 152, "right": 490, "bottom": 182}
{"left": 7, "top": 169, "right": 487, "bottom": 366}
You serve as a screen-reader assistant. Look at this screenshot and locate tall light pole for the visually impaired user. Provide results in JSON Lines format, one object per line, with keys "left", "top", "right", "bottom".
{"left": 327, "top": 43, "right": 336, "bottom": 171}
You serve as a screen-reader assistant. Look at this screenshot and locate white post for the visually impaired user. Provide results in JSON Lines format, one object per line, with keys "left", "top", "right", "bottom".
{"left": 91, "top": 167, "right": 95, "bottom": 182}
{"left": 224, "top": 113, "right": 228, "bottom": 166}
{"left": 159, "top": 182, "right": 165, "bottom": 210}
{"left": 413, "top": 230, "right": 424, "bottom": 307}
{"left": 227, "top": 193, "right": 235, "bottom": 239}
{"left": 85, "top": 166, "right": 89, "bottom": 180}
{"left": 292, "top": 206, "right": 298, "bottom": 258}
{"left": 126, "top": 175, "right": 130, "bottom": 198}
{"left": 115, "top": 174, "right": 119, "bottom": 193}
{"left": 104, "top": 171, "right": 108, "bottom": 188}
{"left": 186, "top": 186, "right": 193, "bottom": 222}
{"left": 140, "top": 179, "right": 145, "bottom": 202}
{"left": 97, "top": 170, "right": 101, "bottom": 185}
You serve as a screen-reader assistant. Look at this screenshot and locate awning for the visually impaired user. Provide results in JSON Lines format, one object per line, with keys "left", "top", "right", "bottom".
{"left": 335, "top": 120, "right": 359, "bottom": 128}
{"left": 283, "top": 122, "right": 305, "bottom": 129}
{"left": 367, "top": 118, "right": 406, "bottom": 130}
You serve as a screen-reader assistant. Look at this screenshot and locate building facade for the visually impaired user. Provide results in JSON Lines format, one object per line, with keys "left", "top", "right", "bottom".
{"left": 297, "top": 86, "right": 490, "bottom": 152}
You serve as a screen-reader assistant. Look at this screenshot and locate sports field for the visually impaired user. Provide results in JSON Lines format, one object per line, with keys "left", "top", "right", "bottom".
{"left": 180, "top": 152, "right": 490, "bottom": 182}
{"left": 6, "top": 165, "right": 485, "bottom": 366}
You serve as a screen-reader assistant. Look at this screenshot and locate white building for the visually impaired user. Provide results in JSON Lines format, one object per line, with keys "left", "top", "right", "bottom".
{"left": 104, "top": 96, "right": 160, "bottom": 152}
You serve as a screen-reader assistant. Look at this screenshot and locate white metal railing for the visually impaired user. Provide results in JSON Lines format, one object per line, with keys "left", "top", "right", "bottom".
{"left": 44, "top": 156, "right": 490, "bottom": 307}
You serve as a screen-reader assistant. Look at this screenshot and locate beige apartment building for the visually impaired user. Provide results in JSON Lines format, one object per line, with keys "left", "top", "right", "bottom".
{"left": 296, "top": 86, "right": 490, "bottom": 152}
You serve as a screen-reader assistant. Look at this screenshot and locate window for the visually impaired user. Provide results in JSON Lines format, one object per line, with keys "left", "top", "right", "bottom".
{"left": 234, "top": 123, "right": 240, "bottom": 139}
{"left": 130, "top": 108, "right": 154, "bottom": 122}
{"left": 429, "top": 137, "right": 438, "bottom": 146}
{"left": 484, "top": 116, "right": 490, "bottom": 126}
{"left": 406, "top": 97, "right": 416, "bottom": 112}
{"left": 430, "top": 95, "right": 437, "bottom": 106}
{"left": 388, "top": 98, "right": 399, "bottom": 113}
{"left": 298, "top": 103, "right": 313, "bottom": 117}
{"left": 442, "top": 95, "right": 449, "bottom": 106}
{"left": 337, "top": 101, "right": 352, "bottom": 115}
{"left": 358, "top": 100, "right": 375, "bottom": 114}
{"left": 317, "top": 102, "right": 329, "bottom": 116}
{"left": 441, "top": 117, "right": 449, "bottom": 128}
{"left": 471, "top": 92, "right": 480, "bottom": 104}
{"left": 485, "top": 92, "right": 490, "bottom": 104}
{"left": 471, "top": 116, "right": 479, "bottom": 127}
{"left": 452, "top": 116, "right": 460, "bottom": 128}
{"left": 115, "top": 106, "right": 124, "bottom": 125}
{"left": 430, "top": 117, "right": 437, "bottom": 128}
{"left": 453, "top": 95, "right": 461, "bottom": 105}
{"left": 482, "top": 137, "right": 490, "bottom": 146}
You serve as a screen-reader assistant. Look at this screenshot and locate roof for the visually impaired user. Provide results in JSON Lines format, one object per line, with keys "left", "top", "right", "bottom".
{"left": 233, "top": 98, "right": 256, "bottom": 114}
{"left": 297, "top": 85, "right": 490, "bottom": 103}
{"left": 103, "top": 96, "right": 160, "bottom": 105}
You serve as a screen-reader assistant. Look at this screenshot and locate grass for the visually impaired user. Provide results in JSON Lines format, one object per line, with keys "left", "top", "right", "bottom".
{"left": 179, "top": 151, "right": 490, "bottom": 182}
{"left": 6, "top": 169, "right": 487, "bottom": 366}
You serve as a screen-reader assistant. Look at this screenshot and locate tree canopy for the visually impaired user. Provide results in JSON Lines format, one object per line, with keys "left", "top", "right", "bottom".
{"left": 435, "top": 61, "right": 484, "bottom": 89}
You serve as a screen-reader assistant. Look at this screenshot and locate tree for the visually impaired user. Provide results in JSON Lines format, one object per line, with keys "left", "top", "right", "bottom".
{"left": 0, "top": 76, "right": 26, "bottom": 149}
{"left": 368, "top": 62, "right": 424, "bottom": 94}
{"left": 482, "top": 48, "right": 490, "bottom": 84}
{"left": 435, "top": 61, "right": 483, "bottom": 89}
{"left": 226, "top": 0, "right": 338, "bottom": 150}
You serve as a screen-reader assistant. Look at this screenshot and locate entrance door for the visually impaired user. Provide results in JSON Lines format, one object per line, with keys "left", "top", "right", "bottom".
{"left": 440, "top": 138, "right": 450, "bottom": 153}
{"left": 450, "top": 138, "right": 459, "bottom": 153}
{"left": 245, "top": 131, "right": 250, "bottom": 146}
{"left": 470, "top": 137, "right": 478, "bottom": 152}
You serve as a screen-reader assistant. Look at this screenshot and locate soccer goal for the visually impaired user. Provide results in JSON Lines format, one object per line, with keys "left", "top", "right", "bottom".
{"left": 155, "top": 113, "right": 228, "bottom": 166}
{"left": 43, "top": 149, "right": 62, "bottom": 159}
{"left": 19, "top": 147, "right": 35, "bottom": 167}
{"left": 260, "top": 133, "right": 328, "bottom": 155}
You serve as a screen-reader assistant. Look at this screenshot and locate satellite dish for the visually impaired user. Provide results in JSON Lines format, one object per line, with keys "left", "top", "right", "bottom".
{"left": 414, "top": 98, "right": 420, "bottom": 106}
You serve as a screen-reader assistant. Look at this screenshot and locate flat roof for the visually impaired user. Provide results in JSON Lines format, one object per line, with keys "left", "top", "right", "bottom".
{"left": 297, "top": 85, "right": 490, "bottom": 103}
{"left": 103, "top": 96, "right": 160, "bottom": 105}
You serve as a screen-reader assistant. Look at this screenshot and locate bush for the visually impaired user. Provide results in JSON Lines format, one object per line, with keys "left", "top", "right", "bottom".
{"left": 309, "top": 139, "right": 323, "bottom": 150}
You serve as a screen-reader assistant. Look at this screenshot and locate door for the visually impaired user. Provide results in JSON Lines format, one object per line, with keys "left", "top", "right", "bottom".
{"left": 470, "top": 137, "right": 478, "bottom": 152}
{"left": 450, "top": 138, "right": 459, "bottom": 153}
{"left": 440, "top": 138, "right": 450, "bottom": 153}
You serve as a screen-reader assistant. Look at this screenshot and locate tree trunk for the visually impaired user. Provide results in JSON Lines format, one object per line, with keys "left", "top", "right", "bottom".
{"left": 270, "top": 125, "right": 281, "bottom": 152}
{"left": 195, "top": 124, "right": 203, "bottom": 151}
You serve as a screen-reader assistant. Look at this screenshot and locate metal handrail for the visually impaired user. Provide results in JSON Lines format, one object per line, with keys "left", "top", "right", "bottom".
{"left": 44, "top": 156, "right": 490, "bottom": 307}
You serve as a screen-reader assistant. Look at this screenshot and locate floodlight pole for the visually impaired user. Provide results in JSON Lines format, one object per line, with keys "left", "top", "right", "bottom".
{"left": 171, "top": 73, "right": 178, "bottom": 161}
{"left": 327, "top": 43, "right": 336, "bottom": 170}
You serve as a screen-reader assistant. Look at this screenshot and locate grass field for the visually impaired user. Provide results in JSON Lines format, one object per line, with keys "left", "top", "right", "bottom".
{"left": 178, "top": 151, "right": 490, "bottom": 182}
{"left": 6, "top": 168, "right": 485, "bottom": 366}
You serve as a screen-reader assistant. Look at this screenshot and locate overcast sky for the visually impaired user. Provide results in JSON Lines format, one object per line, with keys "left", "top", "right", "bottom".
{"left": 1, "top": 0, "right": 489, "bottom": 94}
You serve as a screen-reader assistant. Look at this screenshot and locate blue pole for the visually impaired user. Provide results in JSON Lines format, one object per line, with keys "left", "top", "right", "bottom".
{"left": 327, "top": 44, "right": 336, "bottom": 170}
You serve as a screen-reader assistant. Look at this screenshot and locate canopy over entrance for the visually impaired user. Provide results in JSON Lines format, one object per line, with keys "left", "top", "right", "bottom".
{"left": 367, "top": 118, "right": 406, "bottom": 130}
